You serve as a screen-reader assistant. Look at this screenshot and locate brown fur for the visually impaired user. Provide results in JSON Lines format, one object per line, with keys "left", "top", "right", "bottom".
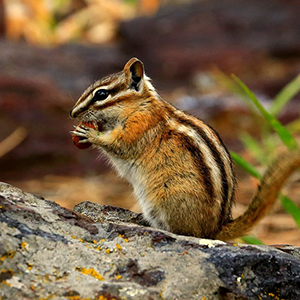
{"left": 70, "top": 58, "right": 300, "bottom": 240}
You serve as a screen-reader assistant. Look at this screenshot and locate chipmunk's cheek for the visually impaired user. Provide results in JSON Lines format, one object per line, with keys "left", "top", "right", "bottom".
{"left": 72, "top": 121, "right": 96, "bottom": 149}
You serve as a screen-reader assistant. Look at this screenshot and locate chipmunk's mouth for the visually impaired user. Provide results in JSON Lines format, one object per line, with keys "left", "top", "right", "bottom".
{"left": 74, "top": 112, "right": 103, "bottom": 131}
{"left": 74, "top": 121, "right": 103, "bottom": 131}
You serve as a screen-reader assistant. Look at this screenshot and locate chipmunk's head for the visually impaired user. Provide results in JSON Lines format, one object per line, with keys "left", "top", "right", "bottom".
{"left": 70, "top": 58, "right": 155, "bottom": 127}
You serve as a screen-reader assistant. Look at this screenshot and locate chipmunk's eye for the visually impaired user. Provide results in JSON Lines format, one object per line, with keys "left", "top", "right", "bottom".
{"left": 93, "top": 89, "right": 109, "bottom": 101}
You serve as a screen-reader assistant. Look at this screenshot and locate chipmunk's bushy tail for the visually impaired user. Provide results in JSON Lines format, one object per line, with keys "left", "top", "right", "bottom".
{"left": 216, "top": 149, "right": 300, "bottom": 241}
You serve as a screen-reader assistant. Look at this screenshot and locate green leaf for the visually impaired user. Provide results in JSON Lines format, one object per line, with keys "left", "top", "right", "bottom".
{"left": 280, "top": 195, "right": 300, "bottom": 229}
{"left": 241, "top": 235, "right": 265, "bottom": 245}
{"left": 270, "top": 74, "right": 300, "bottom": 116}
{"left": 230, "top": 151, "right": 262, "bottom": 179}
{"left": 232, "top": 75, "right": 298, "bottom": 150}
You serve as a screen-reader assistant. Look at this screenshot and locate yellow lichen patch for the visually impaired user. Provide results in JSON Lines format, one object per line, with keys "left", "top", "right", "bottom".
{"left": 42, "top": 274, "right": 50, "bottom": 283}
{"left": 7, "top": 252, "right": 15, "bottom": 259}
{"left": 0, "top": 268, "right": 14, "bottom": 275}
{"left": 106, "top": 249, "right": 111, "bottom": 254}
{"left": 0, "top": 251, "right": 16, "bottom": 262}
{"left": 65, "top": 295, "right": 80, "bottom": 300}
{"left": 71, "top": 236, "right": 86, "bottom": 243}
{"left": 0, "top": 269, "right": 14, "bottom": 286}
{"left": 118, "top": 234, "right": 129, "bottom": 242}
{"left": 39, "top": 295, "right": 55, "bottom": 300}
{"left": 27, "top": 263, "right": 33, "bottom": 270}
{"left": 115, "top": 244, "right": 122, "bottom": 251}
{"left": 93, "top": 240, "right": 97, "bottom": 244}
{"left": 115, "top": 275, "right": 122, "bottom": 280}
{"left": 97, "top": 296, "right": 108, "bottom": 300}
{"left": 21, "top": 242, "right": 28, "bottom": 250}
{"left": 266, "top": 292, "right": 282, "bottom": 300}
{"left": 75, "top": 267, "right": 104, "bottom": 281}
{"left": 97, "top": 295, "right": 119, "bottom": 300}
{"left": 2, "top": 281, "right": 11, "bottom": 287}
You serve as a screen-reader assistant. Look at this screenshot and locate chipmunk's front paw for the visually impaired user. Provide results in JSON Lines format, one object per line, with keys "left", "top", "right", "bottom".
{"left": 71, "top": 123, "right": 101, "bottom": 149}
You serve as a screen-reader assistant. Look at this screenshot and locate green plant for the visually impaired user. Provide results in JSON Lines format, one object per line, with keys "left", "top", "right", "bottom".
{"left": 231, "top": 75, "right": 300, "bottom": 244}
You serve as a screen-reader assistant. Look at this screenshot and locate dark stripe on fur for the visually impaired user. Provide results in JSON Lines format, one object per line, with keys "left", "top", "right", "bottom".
{"left": 178, "top": 131, "right": 214, "bottom": 200}
{"left": 207, "top": 123, "right": 236, "bottom": 220}
{"left": 164, "top": 103, "right": 233, "bottom": 227}
{"left": 187, "top": 121, "right": 231, "bottom": 226}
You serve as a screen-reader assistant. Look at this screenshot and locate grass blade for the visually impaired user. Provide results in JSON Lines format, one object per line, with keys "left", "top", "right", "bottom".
{"left": 230, "top": 151, "right": 262, "bottom": 179}
{"left": 241, "top": 236, "right": 265, "bottom": 245}
{"left": 280, "top": 195, "right": 300, "bottom": 229}
{"left": 270, "top": 74, "right": 300, "bottom": 116}
{"left": 232, "top": 75, "right": 298, "bottom": 150}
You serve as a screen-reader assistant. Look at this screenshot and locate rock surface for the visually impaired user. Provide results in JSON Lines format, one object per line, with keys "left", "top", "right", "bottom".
{"left": 1, "top": 181, "right": 300, "bottom": 299}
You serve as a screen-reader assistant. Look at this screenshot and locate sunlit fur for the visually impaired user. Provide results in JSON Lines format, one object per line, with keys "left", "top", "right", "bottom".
{"left": 70, "top": 58, "right": 300, "bottom": 240}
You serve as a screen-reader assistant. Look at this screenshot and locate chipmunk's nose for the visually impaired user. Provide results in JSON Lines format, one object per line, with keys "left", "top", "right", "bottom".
{"left": 70, "top": 106, "right": 83, "bottom": 119}
{"left": 70, "top": 108, "right": 76, "bottom": 118}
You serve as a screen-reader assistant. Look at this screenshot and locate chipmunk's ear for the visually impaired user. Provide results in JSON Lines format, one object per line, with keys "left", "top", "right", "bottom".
{"left": 123, "top": 58, "right": 144, "bottom": 91}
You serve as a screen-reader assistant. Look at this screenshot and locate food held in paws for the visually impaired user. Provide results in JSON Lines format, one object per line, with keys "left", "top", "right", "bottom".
{"left": 72, "top": 122, "right": 96, "bottom": 149}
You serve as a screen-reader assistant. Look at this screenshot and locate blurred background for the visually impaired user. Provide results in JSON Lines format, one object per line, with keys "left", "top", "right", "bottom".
{"left": 0, "top": 0, "right": 300, "bottom": 244}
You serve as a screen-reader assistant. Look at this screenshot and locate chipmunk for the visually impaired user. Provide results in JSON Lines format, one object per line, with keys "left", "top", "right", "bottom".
{"left": 70, "top": 57, "right": 300, "bottom": 241}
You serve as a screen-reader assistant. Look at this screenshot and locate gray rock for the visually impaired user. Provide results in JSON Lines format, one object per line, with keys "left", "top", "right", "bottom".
{"left": 1, "top": 182, "right": 300, "bottom": 299}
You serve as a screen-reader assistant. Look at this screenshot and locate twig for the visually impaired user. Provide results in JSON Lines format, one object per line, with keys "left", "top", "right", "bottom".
{"left": 0, "top": 127, "right": 27, "bottom": 158}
